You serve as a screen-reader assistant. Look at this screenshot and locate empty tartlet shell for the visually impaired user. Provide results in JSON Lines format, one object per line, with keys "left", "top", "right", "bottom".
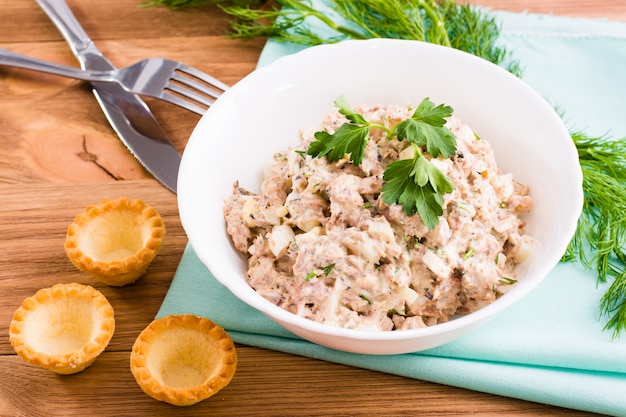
{"left": 9, "top": 283, "right": 115, "bottom": 375}
{"left": 64, "top": 198, "right": 165, "bottom": 286}
{"left": 131, "top": 314, "right": 237, "bottom": 406}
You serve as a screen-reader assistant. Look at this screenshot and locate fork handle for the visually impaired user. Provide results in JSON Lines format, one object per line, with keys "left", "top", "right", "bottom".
{"left": 36, "top": 0, "right": 108, "bottom": 68}
{"left": 0, "top": 48, "right": 115, "bottom": 83}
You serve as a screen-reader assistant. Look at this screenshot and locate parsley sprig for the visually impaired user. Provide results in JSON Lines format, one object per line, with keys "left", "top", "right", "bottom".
{"left": 307, "top": 96, "right": 456, "bottom": 230}
{"left": 308, "top": 96, "right": 371, "bottom": 165}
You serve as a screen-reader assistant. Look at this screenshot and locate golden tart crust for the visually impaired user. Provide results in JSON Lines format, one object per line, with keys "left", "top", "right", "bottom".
{"left": 9, "top": 283, "right": 115, "bottom": 375}
{"left": 64, "top": 197, "right": 165, "bottom": 286}
{"left": 131, "top": 314, "right": 237, "bottom": 406}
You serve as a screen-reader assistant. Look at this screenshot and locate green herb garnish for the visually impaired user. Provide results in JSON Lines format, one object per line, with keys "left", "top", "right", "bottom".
{"left": 216, "top": 0, "right": 521, "bottom": 76}
{"left": 308, "top": 95, "right": 372, "bottom": 165}
{"left": 564, "top": 132, "right": 626, "bottom": 337}
{"left": 322, "top": 263, "right": 336, "bottom": 276}
{"left": 308, "top": 96, "right": 455, "bottom": 230}
{"left": 305, "top": 263, "right": 336, "bottom": 281}
{"left": 294, "top": 149, "right": 308, "bottom": 159}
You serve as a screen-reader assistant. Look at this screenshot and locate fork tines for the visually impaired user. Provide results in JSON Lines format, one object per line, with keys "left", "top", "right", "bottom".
{"left": 165, "top": 63, "right": 229, "bottom": 115}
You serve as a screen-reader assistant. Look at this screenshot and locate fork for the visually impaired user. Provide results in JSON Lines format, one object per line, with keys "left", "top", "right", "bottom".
{"left": 0, "top": 47, "right": 228, "bottom": 115}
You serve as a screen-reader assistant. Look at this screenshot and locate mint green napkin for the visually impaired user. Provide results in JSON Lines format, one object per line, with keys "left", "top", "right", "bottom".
{"left": 158, "top": 8, "right": 626, "bottom": 416}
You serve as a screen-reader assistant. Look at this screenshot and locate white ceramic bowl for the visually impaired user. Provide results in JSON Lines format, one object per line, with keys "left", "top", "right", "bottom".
{"left": 178, "top": 39, "right": 583, "bottom": 355}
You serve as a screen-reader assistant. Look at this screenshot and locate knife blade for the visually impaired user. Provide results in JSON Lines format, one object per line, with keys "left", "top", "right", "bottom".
{"left": 36, "top": 0, "right": 181, "bottom": 193}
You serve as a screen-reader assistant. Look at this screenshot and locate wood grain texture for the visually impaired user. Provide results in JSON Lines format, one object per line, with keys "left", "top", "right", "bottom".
{"left": 0, "top": 349, "right": 597, "bottom": 417}
{"left": 0, "top": 0, "right": 621, "bottom": 415}
{"left": 0, "top": 0, "right": 264, "bottom": 185}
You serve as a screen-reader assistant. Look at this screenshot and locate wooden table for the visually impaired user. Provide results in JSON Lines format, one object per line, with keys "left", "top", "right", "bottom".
{"left": 1, "top": 1, "right": 623, "bottom": 415}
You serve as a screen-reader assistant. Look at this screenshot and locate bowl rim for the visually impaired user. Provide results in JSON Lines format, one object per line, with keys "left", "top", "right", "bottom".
{"left": 178, "top": 38, "right": 584, "bottom": 347}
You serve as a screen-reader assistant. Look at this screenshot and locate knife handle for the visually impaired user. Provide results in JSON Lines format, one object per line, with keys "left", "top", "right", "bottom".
{"left": 36, "top": 0, "right": 105, "bottom": 66}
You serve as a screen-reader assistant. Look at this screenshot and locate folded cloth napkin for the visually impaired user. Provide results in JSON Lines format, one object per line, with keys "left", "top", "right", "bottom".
{"left": 158, "top": 7, "right": 626, "bottom": 416}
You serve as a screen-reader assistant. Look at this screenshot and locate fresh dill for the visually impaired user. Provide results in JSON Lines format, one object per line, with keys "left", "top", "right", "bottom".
{"left": 305, "top": 263, "right": 336, "bottom": 281}
{"left": 564, "top": 132, "right": 626, "bottom": 337}
{"left": 322, "top": 263, "right": 336, "bottom": 275}
{"left": 359, "top": 294, "right": 372, "bottom": 304}
{"left": 146, "top": 0, "right": 521, "bottom": 74}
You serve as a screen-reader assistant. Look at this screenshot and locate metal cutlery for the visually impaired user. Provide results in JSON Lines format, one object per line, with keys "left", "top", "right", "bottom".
{"left": 0, "top": 48, "right": 228, "bottom": 116}
{"left": 36, "top": 0, "right": 182, "bottom": 193}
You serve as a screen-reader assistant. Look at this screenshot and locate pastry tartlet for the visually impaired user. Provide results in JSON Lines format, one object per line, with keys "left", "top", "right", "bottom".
{"left": 9, "top": 283, "right": 115, "bottom": 375}
{"left": 131, "top": 314, "right": 237, "bottom": 406}
{"left": 64, "top": 197, "right": 165, "bottom": 286}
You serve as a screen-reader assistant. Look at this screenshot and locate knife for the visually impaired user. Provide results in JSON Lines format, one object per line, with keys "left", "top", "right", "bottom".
{"left": 37, "top": 0, "right": 181, "bottom": 193}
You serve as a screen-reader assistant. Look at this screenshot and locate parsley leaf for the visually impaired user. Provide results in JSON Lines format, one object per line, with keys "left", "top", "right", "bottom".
{"left": 307, "top": 95, "right": 375, "bottom": 165}
{"left": 395, "top": 98, "right": 457, "bottom": 158}
{"left": 308, "top": 123, "right": 370, "bottom": 165}
{"left": 334, "top": 95, "right": 368, "bottom": 125}
{"left": 411, "top": 97, "right": 453, "bottom": 127}
{"left": 308, "top": 96, "right": 456, "bottom": 230}
{"left": 382, "top": 150, "right": 454, "bottom": 230}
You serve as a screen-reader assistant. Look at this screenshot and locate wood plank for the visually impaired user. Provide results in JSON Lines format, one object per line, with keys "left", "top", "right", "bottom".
{"left": 0, "top": 349, "right": 596, "bottom": 416}
{"left": 0, "top": 34, "right": 263, "bottom": 183}
{"left": 0, "top": 181, "right": 185, "bottom": 355}
{"left": 0, "top": 0, "right": 234, "bottom": 42}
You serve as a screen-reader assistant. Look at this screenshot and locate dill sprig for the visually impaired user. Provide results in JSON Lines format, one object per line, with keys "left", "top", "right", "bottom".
{"left": 566, "top": 132, "right": 626, "bottom": 337}
{"left": 145, "top": 0, "right": 521, "bottom": 74}
{"left": 223, "top": 0, "right": 367, "bottom": 44}
{"left": 219, "top": 0, "right": 522, "bottom": 76}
